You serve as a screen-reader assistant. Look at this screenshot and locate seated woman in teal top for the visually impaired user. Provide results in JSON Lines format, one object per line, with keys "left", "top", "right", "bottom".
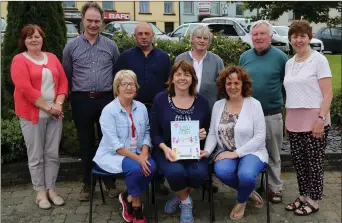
{"left": 93, "top": 70, "right": 156, "bottom": 223}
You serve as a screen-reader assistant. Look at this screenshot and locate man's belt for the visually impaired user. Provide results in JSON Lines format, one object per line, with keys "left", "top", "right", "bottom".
{"left": 263, "top": 108, "right": 282, "bottom": 116}
{"left": 72, "top": 91, "right": 112, "bottom": 98}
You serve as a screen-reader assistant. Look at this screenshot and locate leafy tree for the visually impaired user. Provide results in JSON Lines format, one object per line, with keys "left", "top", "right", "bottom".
{"left": 243, "top": 1, "right": 342, "bottom": 26}
{"left": 1, "top": 1, "right": 66, "bottom": 116}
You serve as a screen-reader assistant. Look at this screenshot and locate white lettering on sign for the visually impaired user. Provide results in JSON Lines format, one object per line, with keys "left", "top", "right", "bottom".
{"left": 106, "top": 13, "right": 131, "bottom": 20}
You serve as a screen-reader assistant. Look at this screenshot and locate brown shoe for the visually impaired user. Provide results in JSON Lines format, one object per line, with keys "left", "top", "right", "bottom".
{"left": 78, "top": 184, "right": 91, "bottom": 201}
{"left": 105, "top": 183, "right": 121, "bottom": 198}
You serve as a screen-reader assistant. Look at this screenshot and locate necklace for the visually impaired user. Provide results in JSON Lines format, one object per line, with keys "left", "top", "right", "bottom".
{"left": 290, "top": 50, "right": 313, "bottom": 76}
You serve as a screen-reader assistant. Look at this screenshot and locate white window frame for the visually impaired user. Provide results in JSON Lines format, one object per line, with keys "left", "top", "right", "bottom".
{"left": 183, "top": 1, "right": 194, "bottom": 15}
{"left": 139, "top": 2, "right": 150, "bottom": 13}
{"left": 210, "top": 2, "right": 220, "bottom": 16}
{"left": 62, "top": 1, "right": 76, "bottom": 8}
{"left": 102, "top": 1, "right": 115, "bottom": 11}
{"left": 235, "top": 3, "right": 244, "bottom": 17}
{"left": 164, "top": 2, "right": 173, "bottom": 14}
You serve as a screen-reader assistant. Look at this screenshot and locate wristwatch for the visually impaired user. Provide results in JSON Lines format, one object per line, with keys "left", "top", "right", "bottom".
{"left": 318, "top": 116, "right": 326, "bottom": 121}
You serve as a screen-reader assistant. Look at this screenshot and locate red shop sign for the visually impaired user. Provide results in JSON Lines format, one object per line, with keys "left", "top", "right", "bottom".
{"left": 104, "top": 12, "right": 131, "bottom": 21}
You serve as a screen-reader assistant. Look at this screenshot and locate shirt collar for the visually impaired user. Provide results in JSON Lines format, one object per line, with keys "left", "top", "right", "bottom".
{"left": 253, "top": 45, "right": 272, "bottom": 56}
{"left": 80, "top": 33, "right": 101, "bottom": 45}
{"left": 135, "top": 46, "right": 155, "bottom": 57}
{"left": 189, "top": 50, "right": 208, "bottom": 62}
{"left": 114, "top": 97, "right": 138, "bottom": 113}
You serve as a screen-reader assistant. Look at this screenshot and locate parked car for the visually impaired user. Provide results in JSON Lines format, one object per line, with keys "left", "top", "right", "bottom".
{"left": 273, "top": 25, "right": 324, "bottom": 54}
{"left": 1, "top": 18, "right": 7, "bottom": 44}
{"left": 169, "top": 22, "right": 253, "bottom": 49}
{"left": 101, "top": 21, "right": 171, "bottom": 40}
{"left": 202, "top": 17, "right": 290, "bottom": 54}
{"left": 315, "top": 26, "right": 342, "bottom": 54}
{"left": 65, "top": 21, "right": 79, "bottom": 43}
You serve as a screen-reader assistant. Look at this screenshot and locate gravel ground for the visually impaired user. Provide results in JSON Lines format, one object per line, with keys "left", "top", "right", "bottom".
{"left": 281, "top": 125, "right": 341, "bottom": 154}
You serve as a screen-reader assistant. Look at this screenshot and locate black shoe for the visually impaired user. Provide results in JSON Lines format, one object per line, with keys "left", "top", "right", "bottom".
{"left": 155, "top": 183, "right": 170, "bottom": 195}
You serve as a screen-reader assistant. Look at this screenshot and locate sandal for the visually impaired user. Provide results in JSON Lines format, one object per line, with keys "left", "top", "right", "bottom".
{"left": 36, "top": 198, "right": 51, "bottom": 210}
{"left": 248, "top": 190, "right": 264, "bottom": 208}
{"left": 294, "top": 201, "right": 319, "bottom": 216}
{"left": 268, "top": 191, "right": 283, "bottom": 204}
{"left": 285, "top": 197, "right": 304, "bottom": 211}
{"left": 230, "top": 203, "right": 246, "bottom": 220}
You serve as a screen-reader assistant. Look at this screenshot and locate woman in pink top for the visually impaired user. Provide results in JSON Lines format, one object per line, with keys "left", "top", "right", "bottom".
{"left": 283, "top": 20, "right": 333, "bottom": 216}
{"left": 11, "top": 24, "right": 68, "bottom": 209}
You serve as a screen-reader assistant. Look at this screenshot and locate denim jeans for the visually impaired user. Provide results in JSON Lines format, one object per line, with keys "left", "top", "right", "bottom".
{"left": 214, "top": 154, "right": 266, "bottom": 203}
{"left": 122, "top": 156, "right": 156, "bottom": 197}
{"left": 153, "top": 152, "right": 208, "bottom": 192}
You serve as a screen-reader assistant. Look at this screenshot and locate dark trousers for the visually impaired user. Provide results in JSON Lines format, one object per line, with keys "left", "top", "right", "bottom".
{"left": 153, "top": 151, "right": 208, "bottom": 191}
{"left": 288, "top": 125, "right": 330, "bottom": 200}
{"left": 71, "top": 92, "right": 116, "bottom": 185}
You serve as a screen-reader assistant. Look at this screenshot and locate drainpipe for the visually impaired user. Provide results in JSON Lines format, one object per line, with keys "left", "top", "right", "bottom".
{"left": 133, "top": 1, "right": 136, "bottom": 21}
{"left": 179, "top": 1, "right": 181, "bottom": 25}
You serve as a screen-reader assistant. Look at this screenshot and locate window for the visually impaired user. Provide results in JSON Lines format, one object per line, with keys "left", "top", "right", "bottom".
{"left": 322, "top": 28, "right": 331, "bottom": 37}
{"left": 139, "top": 2, "right": 150, "bottom": 13}
{"left": 184, "top": 2, "right": 193, "bottom": 14}
{"left": 164, "top": 2, "right": 173, "bottom": 14}
{"left": 235, "top": 3, "right": 244, "bottom": 16}
{"left": 164, "top": 22, "right": 174, "bottom": 33}
{"left": 172, "top": 25, "right": 189, "bottom": 37}
{"left": 187, "top": 24, "right": 200, "bottom": 35}
{"left": 102, "top": 1, "right": 114, "bottom": 10}
{"left": 62, "top": 1, "right": 76, "bottom": 8}
{"left": 211, "top": 2, "right": 220, "bottom": 15}
{"left": 104, "top": 23, "right": 114, "bottom": 33}
{"left": 331, "top": 28, "right": 342, "bottom": 37}
{"left": 208, "top": 24, "right": 239, "bottom": 36}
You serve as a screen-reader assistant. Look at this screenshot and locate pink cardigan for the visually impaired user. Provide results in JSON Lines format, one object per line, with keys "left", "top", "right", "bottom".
{"left": 11, "top": 52, "right": 68, "bottom": 124}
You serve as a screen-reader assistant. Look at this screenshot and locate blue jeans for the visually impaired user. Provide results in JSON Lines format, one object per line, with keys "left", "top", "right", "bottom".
{"left": 153, "top": 152, "right": 208, "bottom": 191}
{"left": 214, "top": 154, "right": 266, "bottom": 203}
{"left": 122, "top": 156, "right": 156, "bottom": 197}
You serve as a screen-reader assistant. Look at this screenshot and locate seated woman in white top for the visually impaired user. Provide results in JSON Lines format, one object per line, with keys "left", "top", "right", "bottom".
{"left": 200, "top": 66, "right": 268, "bottom": 220}
{"left": 93, "top": 70, "right": 156, "bottom": 223}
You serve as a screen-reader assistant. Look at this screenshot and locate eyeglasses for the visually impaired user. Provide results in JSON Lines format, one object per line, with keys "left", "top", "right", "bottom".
{"left": 120, "top": 82, "right": 136, "bottom": 88}
{"left": 128, "top": 113, "right": 136, "bottom": 137}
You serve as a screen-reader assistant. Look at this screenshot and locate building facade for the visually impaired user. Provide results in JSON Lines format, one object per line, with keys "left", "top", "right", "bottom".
{"left": 1, "top": 1, "right": 179, "bottom": 33}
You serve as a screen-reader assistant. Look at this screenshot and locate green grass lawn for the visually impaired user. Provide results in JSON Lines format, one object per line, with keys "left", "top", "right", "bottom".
{"left": 325, "top": 54, "right": 341, "bottom": 92}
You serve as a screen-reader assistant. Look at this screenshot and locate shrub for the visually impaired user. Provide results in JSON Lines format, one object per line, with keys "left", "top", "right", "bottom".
{"left": 331, "top": 89, "right": 341, "bottom": 127}
{"left": 1, "top": 114, "right": 26, "bottom": 164}
{"left": 112, "top": 31, "right": 249, "bottom": 65}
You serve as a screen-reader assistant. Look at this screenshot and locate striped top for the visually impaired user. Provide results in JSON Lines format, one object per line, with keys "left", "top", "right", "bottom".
{"left": 62, "top": 34, "right": 120, "bottom": 92}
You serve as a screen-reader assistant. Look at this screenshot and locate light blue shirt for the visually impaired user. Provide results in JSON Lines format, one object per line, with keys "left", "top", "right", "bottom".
{"left": 93, "top": 97, "right": 151, "bottom": 173}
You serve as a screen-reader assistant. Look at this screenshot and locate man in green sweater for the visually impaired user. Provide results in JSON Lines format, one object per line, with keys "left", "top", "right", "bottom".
{"left": 239, "top": 20, "right": 288, "bottom": 204}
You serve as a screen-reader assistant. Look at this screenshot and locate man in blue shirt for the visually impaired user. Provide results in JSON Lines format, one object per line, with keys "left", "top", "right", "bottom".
{"left": 115, "top": 22, "right": 171, "bottom": 195}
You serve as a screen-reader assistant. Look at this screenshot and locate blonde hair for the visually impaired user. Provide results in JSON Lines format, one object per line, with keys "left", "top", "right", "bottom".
{"left": 113, "top": 70, "right": 139, "bottom": 97}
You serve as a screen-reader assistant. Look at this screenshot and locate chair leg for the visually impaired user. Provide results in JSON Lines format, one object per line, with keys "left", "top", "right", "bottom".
{"left": 152, "top": 177, "right": 156, "bottom": 205}
{"left": 98, "top": 176, "right": 105, "bottom": 203}
{"left": 201, "top": 183, "right": 206, "bottom": 201}
{"left": 209, "top": 165, "right": 215, "bottom": 222}
{"left": 260, "top": 172, "right": 265, "bottom": 196}
{"left": 89, "top": 172, "right": 94, "bottom": 223}
{"left": 146, "top": 183, "right": 150, "bottom": 222}
{"left": 266, "top": 168, "right": 270, "bottom": 223}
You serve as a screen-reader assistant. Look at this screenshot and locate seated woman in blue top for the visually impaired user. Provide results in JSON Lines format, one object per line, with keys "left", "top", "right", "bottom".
{"left": 151, "top": 60, "right": 211, "bottom": 223}
{"left": 93, "top": 70, "right": 156, "bottom": 223}
{"left": 200, "top": 66, "right": 268, "bottom": 220}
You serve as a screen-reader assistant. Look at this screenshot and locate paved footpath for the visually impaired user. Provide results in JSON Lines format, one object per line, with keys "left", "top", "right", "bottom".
{"left": 1, "top": 171, "right": 341, "bottom": 223}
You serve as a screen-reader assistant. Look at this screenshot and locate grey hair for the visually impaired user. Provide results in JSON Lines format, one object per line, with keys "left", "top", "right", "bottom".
{"left": 250, "top": 20, "right": 273, "bottom": 36}
{"left": 190, "top": 25, "right": 212, "bottom": 45}
{"left": 113, "top": 70, "right": 139, "bottom": 97}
